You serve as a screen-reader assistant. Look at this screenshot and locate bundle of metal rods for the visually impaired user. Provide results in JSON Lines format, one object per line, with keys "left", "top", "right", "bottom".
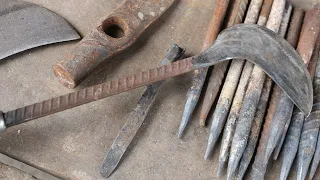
{"left": 178, "top": 0, "right": 320, "bottom": 179}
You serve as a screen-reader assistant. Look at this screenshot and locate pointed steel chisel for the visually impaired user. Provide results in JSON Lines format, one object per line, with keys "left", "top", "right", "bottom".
{"left": 100, "top": 44, "right": 184, "bottom": 178}
{"left": 177, "top": 0, "right": 230, "bottom": 138}
{"left": 279, "top": 17, "right": 320, "bottom": 180}
{"left": 265, "top": 6, "right": 320, "bottom": 164}
{"left": 227, "top": 0, "right": 287, "bottom": 178}
{"left": 203, "top": 0, "right": 252, "bottom": 161}
{"left": 236, "top": 77, "right": 273, "bottom": 180}
{"left": 0, "top": 0, "right": 80, "bottom": 60}
{"left": 216, "top": 0, "right": 270, "bottom": 174}
{"left": 273, "top": 8, "right": 305, "bottom": 164}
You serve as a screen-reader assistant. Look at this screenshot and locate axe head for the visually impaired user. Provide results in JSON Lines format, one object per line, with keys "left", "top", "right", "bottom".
{"left": 0, "top": 0, "right": 80, "bottom": 60}
{"left": 194, "top": 24, "right": 313, "bottom": 115}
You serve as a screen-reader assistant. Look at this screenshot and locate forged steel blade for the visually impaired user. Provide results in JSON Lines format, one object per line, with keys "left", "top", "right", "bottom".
{"left": 100, "top": 44, "right": 184, "bottom": 178}
{"left": 0, "top": 0, "right": 80, "bottom": 60}
{"left": 1, "top": 24, "right": 313, "bottom": 133}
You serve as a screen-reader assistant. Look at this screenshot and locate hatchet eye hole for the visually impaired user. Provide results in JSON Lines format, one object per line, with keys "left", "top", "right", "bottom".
{"left": 102, "top": 16, "right": 126, "bottom": 38}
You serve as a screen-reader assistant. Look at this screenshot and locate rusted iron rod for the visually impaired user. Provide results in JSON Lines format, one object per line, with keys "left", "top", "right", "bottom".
{"left": 227, "top": 0, "right": 287, "bottom": 178}
{"left": 203, "top": 0, "right": 254, "bottom": 161}
{"left": 177, "top": 0, "right": 230, "bottom": 138}
{"left": 265, "top": 6, "right": 320, "bottom": 164}
{"left": 219, "top": 0, "right": 274, "bottom": 176}
{"left": 1, "top": 25, "right": 312, "bottom": 141}
{"left": 100, "top": 44, "right": 184, "bottom": 178}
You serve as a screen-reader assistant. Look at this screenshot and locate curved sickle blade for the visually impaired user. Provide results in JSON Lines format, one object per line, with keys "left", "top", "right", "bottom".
{"left": 194, "top": 24, "right": 312, "bottom": 114}
{"left": 0, "top": 0, "right": 80, "bottom": 60}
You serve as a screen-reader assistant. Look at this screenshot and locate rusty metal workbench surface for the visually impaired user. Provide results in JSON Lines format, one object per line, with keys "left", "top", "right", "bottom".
{"left": 0, "top": 0, "right": 317, "bottom": 179}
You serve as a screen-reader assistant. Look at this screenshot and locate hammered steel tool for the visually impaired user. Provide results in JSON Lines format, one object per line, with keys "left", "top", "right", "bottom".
{"left": 0, "top": 25, "right": 312, "bottom": 136}
{"left": 0, "top": 0, "right": 80, "bottom": 60}
{"left": 100, "top": 44, "right": 184, "bottom": 178}
{"left": 53, "top": 0, "right": 176, "bottom": 89}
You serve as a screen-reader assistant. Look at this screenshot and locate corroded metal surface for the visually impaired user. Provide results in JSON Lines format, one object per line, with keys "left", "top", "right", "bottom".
{"left": 266, "top": 7, "right": 305, "bottom": 163}
{"left": 227, "top": 0, "right": 286, "bottom": 178}
{"left": 204, "top": 0, "right": 262, "bottom": 165}
{"left": 269, "top": 8, "right": 320, "bottom": 179}
{"left": 250, "top": 80, "right": 281, "bottom": 179}
{"left": 264, "top": 6, "right": 309, "bottom": 164}
{"left": 237, "top": 77, "right": 273, "bottom": 180}
{"left": 53, "top": 0, "right": 176, "bottom": 89}
{"left": 198, "top": 0, "right": 249, "bottom": 128}
{"left": 218, "top": 0, "right": 271, "bottom": 175}
{"left": 0, "top": 0, "right": 80, "bottom": 60}
{"left": 100, "top": 44, "right": 184, "bottom": 178}
{"left": 2, "top": 25, "right": 313, "bottom": 140}
{"left": 177, "top": 0, "right": 230, "bottom": 138}
{"left": 296, "top": 27, "right": 320, "bottom": 180}
{"left": 309, "top": 129, "right": 320, "bottom": 179}
{"left": 279, "top": 34, "right": 320, "bottom": 180}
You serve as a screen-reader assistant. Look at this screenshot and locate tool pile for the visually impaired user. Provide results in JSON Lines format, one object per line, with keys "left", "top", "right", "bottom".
{"left": 179, "top": 0, "right": 320, "bottom": 179}
{"left": 0, "top": 0, "right": 319, "bottom": 179}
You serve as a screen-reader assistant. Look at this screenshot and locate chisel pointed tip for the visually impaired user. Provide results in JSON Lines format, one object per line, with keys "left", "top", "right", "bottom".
{"left": 177, "top": 129, "right": 184, "bottom": 139}
{"left": 297, "top": 157, "right": 311, "bottom": 180}
{"left": 279, "top": 157, "right": 292, "bottom": 180}
{"left": 204, "top": 147, "right": 212, "bottom": 160}
{"left": 177, "top": 117, "right": 188, "bottom": 139}
{"left": 217, "top": 161, "right": 225, "bottom": 177}
{"left": 264, "top": 145, "right": 273, "bottom": 164}
{"left": 204, "top": 133, "right": 217, "bottom": 160}
{"left": 227, "top": 155, "right": 238, "bottom": 180}
{"left": 309, "top": 164, "right": 318, "bottom": 180}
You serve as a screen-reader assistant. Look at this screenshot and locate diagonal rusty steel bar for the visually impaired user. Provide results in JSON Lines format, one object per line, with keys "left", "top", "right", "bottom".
{"left": 227, "top": 0, "right": 287, "bottom": 178}
{"left": 100, "top": 44, "right": 184, "bottom": 178}
{"left": 0, "top": 25, "right": 312, "bottom": 141}
{"left": 203, "top": 0, "right": 253, "bottom": 161}
{"left": 177, "top": 0, "right": 230, "bottom": 138}
{"left": 265, "top": 7, "right": 320, "bottom": 164}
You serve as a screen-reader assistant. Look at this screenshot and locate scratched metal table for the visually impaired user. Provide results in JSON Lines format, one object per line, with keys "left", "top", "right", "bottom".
{"left": 0, "top": 0, "right": 316, "bottom": 179}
